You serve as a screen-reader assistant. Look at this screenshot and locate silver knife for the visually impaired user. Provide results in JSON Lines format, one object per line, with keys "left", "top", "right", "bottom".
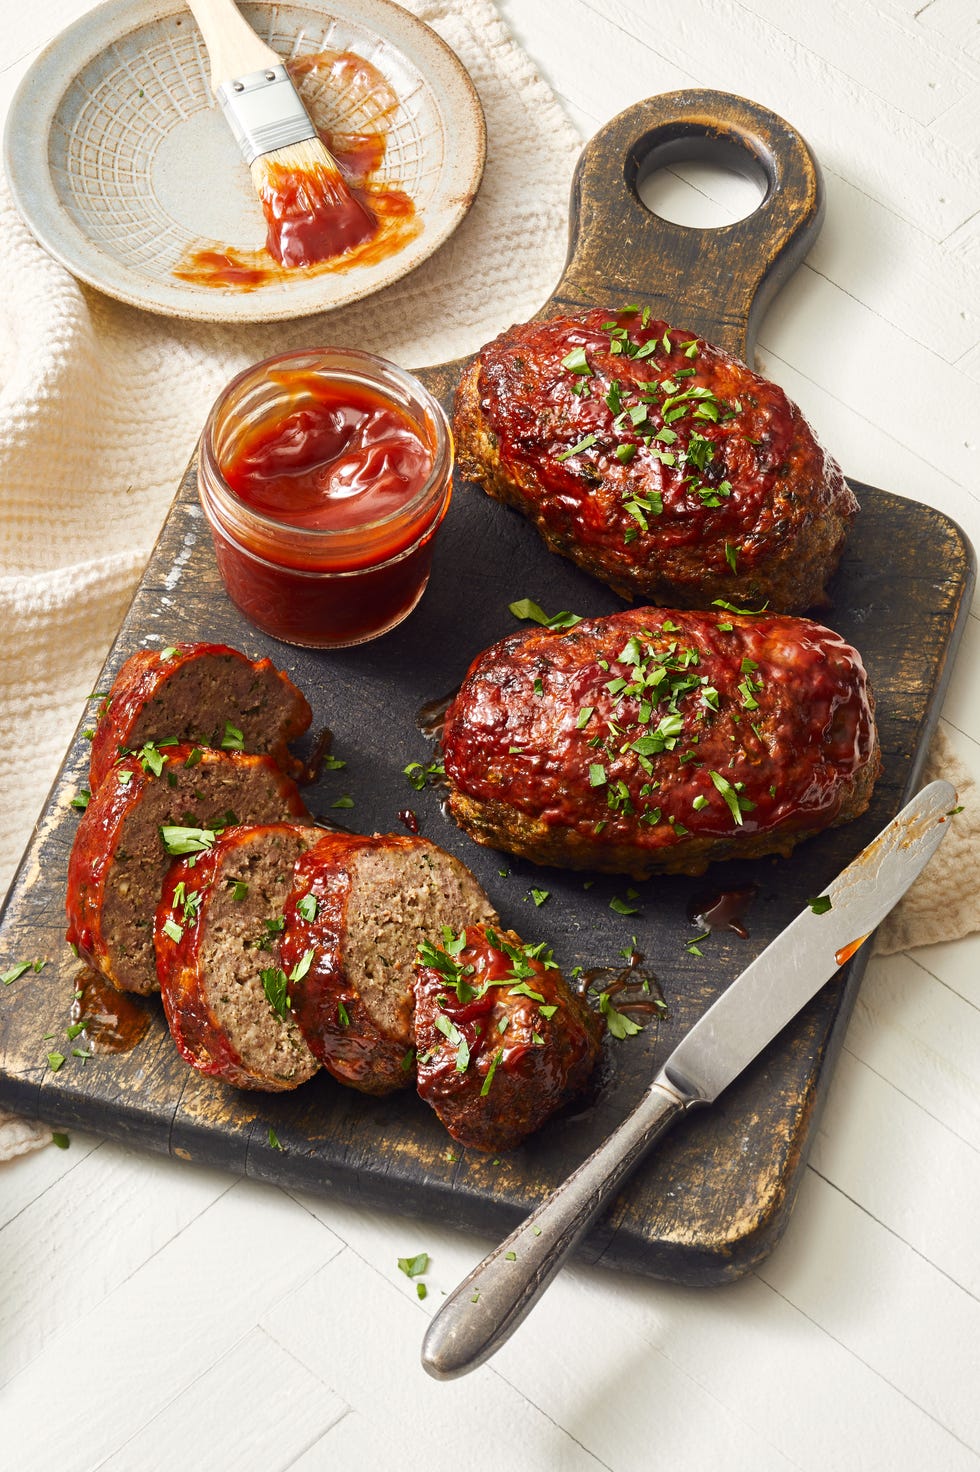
{"left": 421, "top": 778, "right": 958, "bottom": 1380}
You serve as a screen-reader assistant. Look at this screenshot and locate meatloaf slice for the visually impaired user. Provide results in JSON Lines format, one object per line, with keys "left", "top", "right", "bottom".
{"left": 156, "top": 822, "right": 320, "bottom": 1091}
{"left": 414, "top": 924, "right": 602, "bottom": 1152}
{"left": 66, "top": 745, "right": 308, "bottom": 994}
{"left": 279, "top": 833, "right": 498, "bottom": 1095}
{"left": 442, "top": 606, "right": 880, "bottom": 878}
{"left": 454, "top": 308, "right": 858, "bottom": 613}
{"left": 88, "top": 642, "right": 312, "bottom": 791}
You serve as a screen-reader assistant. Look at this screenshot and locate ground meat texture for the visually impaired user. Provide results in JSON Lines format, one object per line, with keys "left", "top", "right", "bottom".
{"left": 279, "top": 833, "right": 498, "bottom": 1095}
{"left": 442, "top": 607, "right": 880, "bottom": 878}
{"left": 414, "top": 925, "right": 602, "bottom": 1152}
{"left": 88, "top": 642, "right": 312, "bottom": 791}
{"left": 453, "top": 309, "right": 858, "bottom": 613}
{"left": 156, "top": 823, "right": 320, "bottom": 1091}
{"left": 66, "top": 745, "right": 308, "bottom": 994}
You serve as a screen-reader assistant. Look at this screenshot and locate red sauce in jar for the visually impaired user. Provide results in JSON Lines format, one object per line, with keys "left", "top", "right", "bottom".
{"left": 224, "top": 377, "right": 433, "bottom": 529}
{"left": 199, "top": 349, "right": 452, "bottom": 649}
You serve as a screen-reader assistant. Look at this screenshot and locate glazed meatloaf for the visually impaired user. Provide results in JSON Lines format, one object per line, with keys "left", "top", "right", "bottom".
{"left": 66, "top": 745, "right": 308, "bottom": 993}
{"left": 156, "top": 822, "right": 321, "bottom": 1091}
{"left": 88, "top": 642, "right": 312, "bottom": 791}
{"left": 454, "top": 308, "right": 857, "bottom": 612}
{"left": 442, "top": 607, "right": 880, "bottom": 878}
{"left": 414, "top": 924, "right": 602, "bottom": 1152}
{"left": 278, "top": 832, "right": 498, "bottom": 1095}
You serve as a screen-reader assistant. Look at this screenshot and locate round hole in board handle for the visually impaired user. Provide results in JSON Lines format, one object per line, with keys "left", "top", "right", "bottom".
{"left": 635, "top": 136, "right": 769, "bottom": 229}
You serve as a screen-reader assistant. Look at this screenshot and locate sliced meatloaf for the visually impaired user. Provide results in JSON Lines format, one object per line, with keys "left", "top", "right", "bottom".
{"left": 442, "top": 606, "right": 880, "bottom": 878}
{"left": 414, "top": 924, "right": 603, "bottom": 1152}
{"left": 88, "top": 642, "right": 312, "bottom": 791}
{"left": 454, "top": 308, "right": 857, "bottom": 613}
{"left": 156, "top": 822, "right": 321, "bottom": 1091}
{"left": 66, "top": 744, "right": 308, "bottom": 994}
{"left": 278, "top": 833, "right": 497, "bottom": 1095}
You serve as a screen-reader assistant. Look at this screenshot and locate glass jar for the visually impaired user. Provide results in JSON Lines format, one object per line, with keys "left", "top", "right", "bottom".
{"left": 198, "top": 346, "right": 453, "bottom": 648}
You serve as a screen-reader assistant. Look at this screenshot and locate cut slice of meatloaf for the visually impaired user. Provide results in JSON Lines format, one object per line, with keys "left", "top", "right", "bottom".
{"left": 156, "top": 822, "right": 321, "bottom": 1091}
{"left": 66, "top": 744, "right": 308, "bottom": 994}
{"left": 414, "top": 924, "right": 603, "bottom": 1152}
{"left": 88, "top": 642, "right": 312, "bottom": 791}
{"left": 442, "top": 606, "right": 880, "bottom": 878}
{"left": 453, "top": 308, "right": 858, "bottom": 613}
{"left": 278, "top": 833, "right": 498, "bottom": 1095}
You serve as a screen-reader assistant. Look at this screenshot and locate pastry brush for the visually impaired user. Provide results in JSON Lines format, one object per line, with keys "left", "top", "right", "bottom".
{"left": 186, "top": 0, "right": 376, "bottom": 267}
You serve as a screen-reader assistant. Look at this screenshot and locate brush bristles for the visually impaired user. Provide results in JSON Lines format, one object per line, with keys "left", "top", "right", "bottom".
{"left": 249, "top": 136, "right": 344, "bottom": 190}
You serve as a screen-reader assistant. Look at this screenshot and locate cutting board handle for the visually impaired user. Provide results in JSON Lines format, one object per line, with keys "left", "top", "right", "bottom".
{"left": 548, "top": 89, "right": 824, "bottom": 364}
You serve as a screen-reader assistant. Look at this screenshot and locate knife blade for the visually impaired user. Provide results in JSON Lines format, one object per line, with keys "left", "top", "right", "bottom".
{"left": 421, "top": 779, "right": 958, "bottom": 1380}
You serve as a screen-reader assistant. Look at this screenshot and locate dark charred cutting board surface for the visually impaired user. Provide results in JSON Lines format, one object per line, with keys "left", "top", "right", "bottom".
{"left": 0, "top": 92, "right": 974, "bottom": 1284}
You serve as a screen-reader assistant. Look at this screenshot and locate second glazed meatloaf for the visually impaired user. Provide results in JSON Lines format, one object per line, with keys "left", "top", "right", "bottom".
{"left": 454, "top": 308, "right": 857, "bottom": 612}
{"left": 442, "top": 606, "right": 880, "bottom": 878}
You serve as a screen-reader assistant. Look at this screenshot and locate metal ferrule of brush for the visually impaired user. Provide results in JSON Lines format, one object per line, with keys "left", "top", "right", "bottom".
{"left": 216, "top": 66, "right": 317, "bottom": 167}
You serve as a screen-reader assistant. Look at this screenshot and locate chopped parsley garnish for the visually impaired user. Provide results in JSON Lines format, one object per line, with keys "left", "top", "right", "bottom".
{"left": 138, "top": 742, "right": 167, "bottom": 776}
{"left": 556, "top": 433, "right": 598, "bottom": 462}
{"left": 610, "top": 894, "right": 641, "bottom": 916}
{"left": 331, "top": 795, "right": 355, "bottom": 809}
{"left": 51, "top": 1132, "right": 70, "bottom": 1150}
{"left": 529, "top": 888, "right": 550, "bottom": 907}
{"left": 71, "top": 789, "right": 91, "bottom": 811}
{"left": 509, "top": 598, "right": 581, "bottom": 630}
{"left": 47, "top": 1052, "right": 66, "bottom": 1072}
{"left": 808, "top": 895, "right": 833, "bottom": 915}
{"left": 434, "top": 1011, "right": 470, "bottom": 1072}
{"left": 561, "top": 346, "right": 591, "bottom": 375}
{"left": 598, "top": 991, "right": 643, "bottom": 1039}
{"left": 296, "top": 892, "right": 318, "bottom": 923}
{"left": 337, "top": 1000, "right": 351, "bottom": 1027}
{"left": 2, "top": 958, "right": 45, "bottom": 986}
{"left": 398, "top": 1253, "right": 429, "bottom": 1279}
{"left": 403, "top": 758, "right": 446, "bottom": 791}
{"left": 160, "top": 825, "right": 219, "bottom": 856}
{"left": 268, "top": 1127, "right": 283, "bottom": 1150}
{"left": 220, "top": 721, "right": 244, "bottom": 752}
{"left": 260, "top": 967, "right": 290, "bottom": 1020}
{"left": 161, "top": 917, "right": 183, "bottom": 944}
{"left": 480, "top": 1048, "right": 502, "bottom": 1097}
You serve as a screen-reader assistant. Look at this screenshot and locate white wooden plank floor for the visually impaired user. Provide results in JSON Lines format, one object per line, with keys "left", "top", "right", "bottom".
{"left": 2, "top": 2, "right": 979, "bottom": 1468}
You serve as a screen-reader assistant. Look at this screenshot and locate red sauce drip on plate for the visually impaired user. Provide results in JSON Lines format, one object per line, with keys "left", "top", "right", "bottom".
{"left": 173, "top": 49, "right": 420, "bottom": 287}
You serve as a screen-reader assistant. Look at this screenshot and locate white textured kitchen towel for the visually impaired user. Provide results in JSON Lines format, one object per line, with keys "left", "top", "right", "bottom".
{"left": 0, "top": 0, "right": 975, "bottom": 1163}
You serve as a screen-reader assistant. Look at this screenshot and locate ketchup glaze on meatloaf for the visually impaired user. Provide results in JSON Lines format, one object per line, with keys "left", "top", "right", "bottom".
{"left": 442, "top": 607, "right": 880, "bottom": 878}
{"left": 453, "top": 308, "right": 858, "bottom": 613}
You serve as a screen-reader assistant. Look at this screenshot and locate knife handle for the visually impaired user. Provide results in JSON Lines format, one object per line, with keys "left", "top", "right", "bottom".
{"left": 421, "top": 1072, "right": 696, "bottom": 1379}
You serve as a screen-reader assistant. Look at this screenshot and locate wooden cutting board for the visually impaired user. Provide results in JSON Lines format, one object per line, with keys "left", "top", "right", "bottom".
{"left": 0, "top": 91, "right": 974, "bottom": 1285}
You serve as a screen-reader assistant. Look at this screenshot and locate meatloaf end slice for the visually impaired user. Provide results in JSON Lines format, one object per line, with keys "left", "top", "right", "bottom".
{"left": 156, "top": 822, "right": 321, "bottom": 1091}
{"left": 279, "top": 833, "right": 498, "bottom": 1095}
{"left": 414, "top": 924, "right": 603, "bottom": 1152}
{"left": 88, "top": 642, "right": 312, "bottom": 791}
{"left": 442, "top": 606, "right": 880, "bottom": 878}
{"left": 66, "top": 745, "right": 308, "bottom": 994}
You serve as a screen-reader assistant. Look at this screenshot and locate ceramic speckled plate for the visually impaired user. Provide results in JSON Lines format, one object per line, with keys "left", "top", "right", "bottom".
{"left": 4, "top": 0, "right": 486, "bottom": 322}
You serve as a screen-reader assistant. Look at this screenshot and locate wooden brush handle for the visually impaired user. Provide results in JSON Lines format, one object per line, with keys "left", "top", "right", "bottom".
{"left": 185, "top": 0, "right": 283, "bottom": 92}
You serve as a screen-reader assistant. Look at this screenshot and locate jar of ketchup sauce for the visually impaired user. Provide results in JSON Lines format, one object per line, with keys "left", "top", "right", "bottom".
{"left": 198, "top": 347, "right": 453, "bottom": 648}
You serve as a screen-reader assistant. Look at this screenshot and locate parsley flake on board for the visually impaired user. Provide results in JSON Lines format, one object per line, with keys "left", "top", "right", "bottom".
{"left": 398, "top": 1252, "right": 429, "bottom": 1279}
{"left": 529, "top": 888, "right": 550, "bottom": 907}
{"left": 508, "top": 598, "right": 582, "bottom": 631}
{"left": 51, "top": 1132, "right": 70, "bottom": 1150}
{"left": 268, "top": 1127, "right": 283, "bottom": 1151}
{"left": 2, "top": 959, "right": 46, "bottom": 986}
{"left": 808, "top": 895, "right": 833, "bottom": 915}
{"left": 598, "top": 991, "right": 643, "bottom": 1039}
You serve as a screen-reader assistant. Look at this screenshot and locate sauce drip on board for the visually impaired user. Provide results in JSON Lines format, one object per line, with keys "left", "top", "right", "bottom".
{"left": 416, "top": 690, "right": 459, "bottom": 740}
{"left": 580, "top": 947, "right": 668, "bottom": 1022}
{"left": 687, "top": 883, "right": 759, "bottom": 939}
{"left": 71, "top": 968, "right": 152, "bottom": 1055}
{"left": 223, "top": 376, "right": 434, "bottom": 532}
{"left": 173, "top": 49, "right": 419, "bottom": 287}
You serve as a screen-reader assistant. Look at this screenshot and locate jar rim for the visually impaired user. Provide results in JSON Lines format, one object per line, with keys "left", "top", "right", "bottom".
{"left": 199, "top": 345, "right": 453, "bottom": 547}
